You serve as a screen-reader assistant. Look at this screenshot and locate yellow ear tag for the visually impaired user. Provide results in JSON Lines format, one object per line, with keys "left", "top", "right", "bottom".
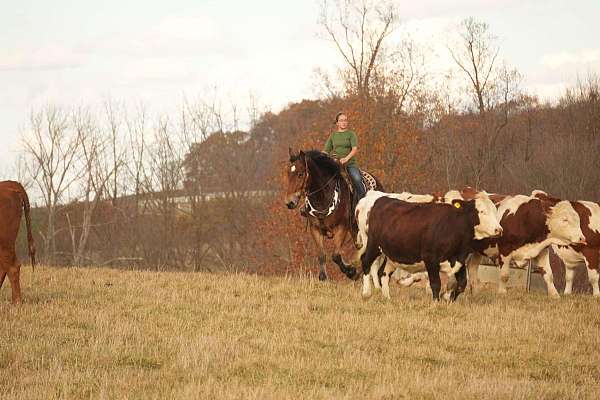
{"left": 454, "top": 202, "right": 461, "bottom": 209}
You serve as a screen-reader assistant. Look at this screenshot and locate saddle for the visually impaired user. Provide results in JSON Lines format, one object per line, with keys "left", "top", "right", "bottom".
{"left": 340, "top": 167, "right": 378, "bottom": 197}
{"left": 341, "top": 166, "right": 378, "bottom": 246}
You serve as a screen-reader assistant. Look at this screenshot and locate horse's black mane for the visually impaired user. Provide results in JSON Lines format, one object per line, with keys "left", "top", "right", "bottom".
{"left": 291, "top": 150, "right": 340, "bottom": 176}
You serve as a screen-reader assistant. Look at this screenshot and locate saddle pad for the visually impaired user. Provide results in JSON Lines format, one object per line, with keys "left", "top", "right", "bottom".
{"left": 360, "top": 170, "right": 377, "bottom": 191}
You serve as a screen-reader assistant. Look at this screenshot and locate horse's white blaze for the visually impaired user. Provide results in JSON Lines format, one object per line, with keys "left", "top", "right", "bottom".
{"left": 291, "top": 165, "right": 296, "bottom": 172}
{"left": 547, "top": 200, "right": 585, "bottom": 244}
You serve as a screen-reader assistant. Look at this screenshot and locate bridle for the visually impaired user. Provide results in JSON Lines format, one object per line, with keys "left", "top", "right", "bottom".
{"left": 299, "top": 156, "right": 341, "bottom": 218}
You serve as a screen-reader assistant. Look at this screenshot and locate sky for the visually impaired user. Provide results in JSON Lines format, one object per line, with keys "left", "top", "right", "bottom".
{"left": 1, "top": 0, "right": 599, "bottom": 177}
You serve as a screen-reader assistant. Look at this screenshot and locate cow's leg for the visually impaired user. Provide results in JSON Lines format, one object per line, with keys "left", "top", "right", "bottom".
{"left": 467, "top": 253, "right": 483, "bottom": 294}
{"left": 381, "top": 260, "right": 397, "bottom": 300}
{"left": 424, "top": 261, "right": 442, "bottom": 301}
{"left": 370, "top": 256, "right": 386, "bottom": 291}
{"left": 443, "top": 260, "right": 460, "bottom": 301}
{"left": 537, "top": 248, "right": 560, "bottom": 298}
{"left": 331, "top": 225, "right": 357, "bottom": 280}
{"left": 309, "top": 225, "right": 328, "bottom": 281}
{"left": 452, "top": 257, "right": 468, "bottom": 301}
{"left": 564, "top": 264, "right": 576, "bottom": 295}
{"left": 583, "top": 248, "right": 599, "bottom": 297}
{"left": 360, "top": 245, "right": 380, "bottom": 299}
{"left": 7, "top": 262, "right": 22, "bottom": 304}
{"left": 498, "top": 254, "right": 511, "bottom": 294}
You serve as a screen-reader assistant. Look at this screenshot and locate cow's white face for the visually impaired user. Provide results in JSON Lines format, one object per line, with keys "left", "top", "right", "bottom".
{"left": 547, "top": 201, "right": 586, "bottom": 245}
{"left": 473, "top": 194, "right": 503, "bottom": 240}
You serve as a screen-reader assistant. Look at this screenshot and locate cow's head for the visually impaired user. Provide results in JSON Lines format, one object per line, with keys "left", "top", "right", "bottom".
{"left": 285, "top": 148, "right": 308, "bottom": 209}
{"left": 547, "top": 200, "right": 586, "bottom": 245}
{"left": 471, "top": 192, "right": 503, "bottom": 239}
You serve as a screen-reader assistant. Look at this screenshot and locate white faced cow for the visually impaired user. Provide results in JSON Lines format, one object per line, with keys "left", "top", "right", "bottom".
{"left": 532, "top": 191, "right": 600, "bottom": 297}
{"left": 466, "top": 193, "right": 587, "bottom": 297}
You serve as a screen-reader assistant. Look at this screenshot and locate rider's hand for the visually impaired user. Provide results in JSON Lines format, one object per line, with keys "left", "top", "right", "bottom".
{"left": 340, "top": 157, "right": 348, "bottom": 165}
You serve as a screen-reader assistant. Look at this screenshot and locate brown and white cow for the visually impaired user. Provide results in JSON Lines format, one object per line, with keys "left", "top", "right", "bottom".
{"left": 355, "top": 190, "right": 446, "bottom": 295}
{"left": 359, "top": 189, "right": 496, "bottom": 299}
{"left": 356, "top": 190, "right": 502, "bottom": 301}
{"left": 532, "top": 190, "right": 600, "bottom": 297}
{"left": 465, "top": 192, "right": 586, "bottom": 297}
{"left": 0, "top": 181, "right": 36, "bottom": 304}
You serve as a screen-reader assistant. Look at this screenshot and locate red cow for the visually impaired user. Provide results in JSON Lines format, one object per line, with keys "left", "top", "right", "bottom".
{"left": 0, "top": 181, "right": 36, "bottom": 304}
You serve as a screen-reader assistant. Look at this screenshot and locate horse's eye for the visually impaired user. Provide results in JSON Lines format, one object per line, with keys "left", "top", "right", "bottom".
{"left": 298, "top": 172, "right": 304, "bottom": 177}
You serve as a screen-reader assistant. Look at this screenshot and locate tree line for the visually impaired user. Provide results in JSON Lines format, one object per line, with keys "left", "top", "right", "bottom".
{"left": 8, "top": 1, "right": 599, "bottom": 276}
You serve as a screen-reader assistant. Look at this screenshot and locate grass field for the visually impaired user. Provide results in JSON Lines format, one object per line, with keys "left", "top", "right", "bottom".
{"left": 2, "top": 265, "right": 599, "bottom": 399}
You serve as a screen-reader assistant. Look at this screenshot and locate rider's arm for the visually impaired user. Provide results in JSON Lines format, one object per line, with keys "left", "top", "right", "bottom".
{"left": 341, "top": 147, "right": 357, "bottom": 164}
{"left": 340, "top": 132, "right": 358, "bottom": 164}
{"left": 323, "top": 135, "right": 333, "bottom": 154}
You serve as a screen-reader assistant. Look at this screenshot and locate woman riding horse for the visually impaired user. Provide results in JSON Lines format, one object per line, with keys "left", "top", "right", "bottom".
{"left": 324, "top": 112, "right": 365, "bottom": 202}
{"left": 285, "top": 114, "right": 383, "bottom": 281}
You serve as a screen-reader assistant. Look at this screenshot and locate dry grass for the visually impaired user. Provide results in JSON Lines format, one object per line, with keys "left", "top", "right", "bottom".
{"left": 2, "top": 265, "right": 599, "bottom": 399}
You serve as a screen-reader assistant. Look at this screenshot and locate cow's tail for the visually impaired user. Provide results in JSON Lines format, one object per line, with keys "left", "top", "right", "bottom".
{"left": 19, "top": 185, "right": 36, "bottom": 270}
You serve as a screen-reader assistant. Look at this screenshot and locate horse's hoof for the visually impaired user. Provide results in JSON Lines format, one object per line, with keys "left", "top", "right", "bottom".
{"left": 344, "top": 267, "right": 359, "bottom": 280}
{"left": 319, "top": 272, "right": 327, "bottom": 281}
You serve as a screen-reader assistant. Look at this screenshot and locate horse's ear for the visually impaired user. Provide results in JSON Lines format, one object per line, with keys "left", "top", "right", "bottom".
{"left": 299, "top": 150, "right": 305, "bottom": 158}
{"left": 289, "top": 147, "right": 296, "bottom": 162}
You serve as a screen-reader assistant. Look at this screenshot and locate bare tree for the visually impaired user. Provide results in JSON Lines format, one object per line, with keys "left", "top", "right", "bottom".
{"left": 103, "top": 99, "right": 127, "bottom": 206}
{"left": 66, "top": 108, "right": 120, "bottom": 266}
{"left": 319, "top": 0, "right": 398, "bottom": 98}
{"left": 23, "top": 106, "right": 82, "bottom": 264}
{"left": 122, "top": 103, "right": 149, "bottom": 261}
{"left": 445, "top": 18, "right": 524, "bottom": 188}
{"left": 448, "top": 17, "right": 500, "bottom": 115}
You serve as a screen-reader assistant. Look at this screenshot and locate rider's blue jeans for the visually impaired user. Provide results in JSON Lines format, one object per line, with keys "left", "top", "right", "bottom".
{"left": 347, "top": 165, "right": 365, "bottom": 200}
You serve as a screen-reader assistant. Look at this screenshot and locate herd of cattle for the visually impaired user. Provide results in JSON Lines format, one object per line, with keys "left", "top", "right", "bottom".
{"left": 1, "top": 177, "right": 599, "bottom": 305}
{"left": 355, "top": 186, "right": 599, "bottom": 302}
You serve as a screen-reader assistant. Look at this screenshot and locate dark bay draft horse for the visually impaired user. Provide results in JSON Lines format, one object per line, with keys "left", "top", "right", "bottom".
{"left": 285, "top": 149, "right": 384, "bottom": 281}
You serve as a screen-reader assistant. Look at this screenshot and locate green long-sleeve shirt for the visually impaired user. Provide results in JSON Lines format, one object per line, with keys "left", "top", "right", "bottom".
{"left": 323, "top": 130, "right": 358, "bottom": 166}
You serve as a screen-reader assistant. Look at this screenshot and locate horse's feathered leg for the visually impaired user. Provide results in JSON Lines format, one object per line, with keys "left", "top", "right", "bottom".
{"left": 331, "top": 224, "right": 358, "bottom": 280}
{"left": 309, "top": 225, "right": 327, "bottom": 281}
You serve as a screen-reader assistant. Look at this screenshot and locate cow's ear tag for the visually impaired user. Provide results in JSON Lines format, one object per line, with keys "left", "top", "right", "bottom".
{"left": 453, "top": 202, "right": 461, "bottom": 209}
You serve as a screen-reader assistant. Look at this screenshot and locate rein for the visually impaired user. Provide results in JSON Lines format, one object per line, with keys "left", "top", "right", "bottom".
{"left": 305, "top": 173, "right": 339, "bottom": 196}
{"left": 302, "top": 157, "right": 342, "bottom": 218}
